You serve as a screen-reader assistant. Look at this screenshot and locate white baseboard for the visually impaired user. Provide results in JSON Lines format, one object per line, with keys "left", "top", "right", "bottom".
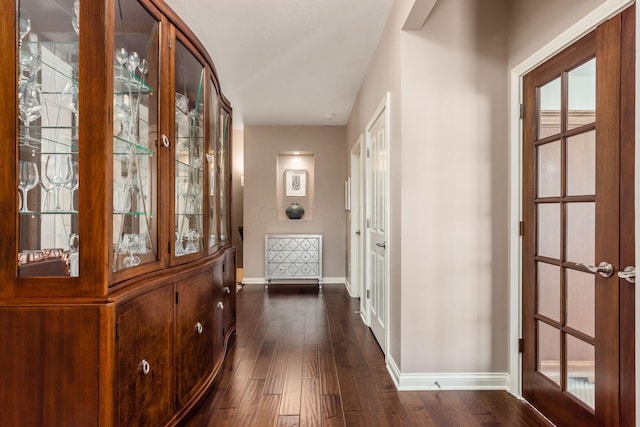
{"left": 387, "top": 356, "right": 510, "bottom": 391}
{"left": 242, "top": 277, "right": 347, "bottom": 285}
{"left": 344, "top": 279, "right": 353, "bottom": 295}
{"left": 242, "top": 277, "right": 349, "bottom": 290}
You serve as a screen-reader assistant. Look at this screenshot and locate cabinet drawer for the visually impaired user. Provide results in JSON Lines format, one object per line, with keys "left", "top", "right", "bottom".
{"left": 116, "top": 285, "right": 174, "bottom": 427}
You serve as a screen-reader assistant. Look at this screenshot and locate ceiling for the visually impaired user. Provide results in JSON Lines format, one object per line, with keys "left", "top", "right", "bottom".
{"left": 164, "top": 0, "right": 393, "bottom": 128}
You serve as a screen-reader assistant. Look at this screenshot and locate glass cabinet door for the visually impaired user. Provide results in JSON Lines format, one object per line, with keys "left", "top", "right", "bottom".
{"left": 17, "top": 0, "right": 80, "bottom": 277}
{"left": 174, "top": 39, "right": 205, "bottom": 258}
{"left": 218, "top": 107, "right": 230, "bottom": 243}
{"left": 112, "top": 0, "right": 159, "bottom": 272}
{"left": 207, "top": 79, "right": 219, "bottom": 251}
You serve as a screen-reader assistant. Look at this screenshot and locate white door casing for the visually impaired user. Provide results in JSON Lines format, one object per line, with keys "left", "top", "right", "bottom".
{"left": 350, "top": 136, "right": 363, "bottom": 301}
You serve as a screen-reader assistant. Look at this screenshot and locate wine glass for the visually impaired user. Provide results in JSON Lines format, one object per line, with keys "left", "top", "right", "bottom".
{"left": 19, "top": 9, "right": 31, "bottom": 44}
{"left": 39, "top": 163, "right": 55, "bottom": 211}
{"left": 71, "top": 0, "right": 80, "bottom": 34}
{"left": 64, "top": 161, "right": 79, "bottom": 211}
{"left": 113, "top": 170, "right": 133, "bottom": 213}
{"left": 18, "top": 161, "right": 39, "bottom": 213}
{"left": 19, "top": 82, "right": 42, "bottom": 146}
{"left": 122, "top": 234, "right": 141, "bottom": 267}
{"left": 45, "top": 154, "right": 72, "bottom": 212}
{"left": 61, "top": 81, "right": 79, "bottom": 141}
{"left": 115, "top": 48, "right": 128, "bottom": 81}
{"left": 127, "top": 51, "right": 140, "bottom": 77}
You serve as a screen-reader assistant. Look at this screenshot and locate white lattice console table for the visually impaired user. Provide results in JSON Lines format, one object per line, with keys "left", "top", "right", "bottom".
{"left": 265, "top": 234, "right": 322, "bottom": 288}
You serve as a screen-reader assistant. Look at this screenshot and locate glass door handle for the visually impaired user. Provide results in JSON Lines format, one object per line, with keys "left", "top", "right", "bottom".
{"left": 577, "top": 261, "right": 614, "bottom": 277}
{"left": 618, "top": 266, "right": 635, "bottom": 284}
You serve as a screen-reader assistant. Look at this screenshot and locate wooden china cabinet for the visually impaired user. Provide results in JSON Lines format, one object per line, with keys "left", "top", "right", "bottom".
{"left": 0, "top": 0, "right": 235, "bottom": 425}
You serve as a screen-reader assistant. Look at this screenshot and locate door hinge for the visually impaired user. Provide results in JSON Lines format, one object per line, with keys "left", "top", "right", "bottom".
{"left": 168, "top": 35, "right": 172, "bottom": 49}
{"left": 115, "top": 323, "right": 119, "bottom": 341}
{"left": 175, "top": 292, "right": 179, "bottom": 304}
{"left": 366, "top": 148, "right": 371, "bottom": 158}
{"left": 223, "top": 261, "right": 226, "bottom": 273}
{"left": 519, "top": 221, "right": 524, "bottom": 236}
{"left": 366, "top": 289, "right": 371, "bottom": 299}
{"left": 519, "top": 103, "right": 524, "bottom": 119}
{"left": 366, "top": 218, "right": 371, "bottom": 228}
{"left": 168, "top": 241, "right": 171, "bottom": 255}
{"left": 518, "top": 338, "right": 524, "bottom": 353}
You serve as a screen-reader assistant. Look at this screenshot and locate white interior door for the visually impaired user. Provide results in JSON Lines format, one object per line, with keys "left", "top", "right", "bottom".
{"left": 366, "top": 98, "right": 388, "bottom": 352}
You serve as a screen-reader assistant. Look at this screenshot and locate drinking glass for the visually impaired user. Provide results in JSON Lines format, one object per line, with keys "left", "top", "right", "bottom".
{"left": 64, "top": 161, "right": 79, "bottom": 211}
{"left": 45, "top": 155, "right": 73, "bottom": 212}
{"left": 122, "top": 234, "right": 141, "bottom": 267}
{"left": 18, "top": 161, "right": 39, "bottom": 213}
{"left": 19, "top": 81, "right": 42, "bottom": 145}
{"left": 61, "top": 81, "right": 79, "bottom": 141}
{"left": 127, "top": 51, "right": 140, "bottom": 77}
{"left": 113, "top": 172, "right": 132, "bottom": 213}
{"left": 115, "top": 48, "right": 128, "bottom": 81}
{"left": 71, "top": 0, "right": 80, "bottom": 34}
{"left": 19, "top": 9, "right": 31, "bottom": 44}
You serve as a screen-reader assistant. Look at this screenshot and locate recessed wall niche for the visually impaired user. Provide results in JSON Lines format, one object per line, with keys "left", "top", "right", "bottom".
{"left": 277, "top": 152, "right": 314, "bottom": 220}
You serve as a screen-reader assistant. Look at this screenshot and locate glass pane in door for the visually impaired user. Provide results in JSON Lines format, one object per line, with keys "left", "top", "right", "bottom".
{"left": 537, "top": 203, "right": 561, "bottom": 259}
{"left": 112, "top": 0, "right": 159, "bottom": 272}
{"left": 208, "top": 80, "right": 219, "bottom": 249}
{"left": 537, "top": 262, "right": 560, "bottom": 322}
{"left": 566, "top": 202, "right": 595, "bottom": 265}
{"left": 174, "top": 40, "right": 205, "bottom": 256}
{"left": 566, "top": 269, "right": 595, "bottom": 337}
{"left": 568, "top": 59, "right": 596, "bottom": 130}
{"left": 538, "top": 77, "right": 561, "bottom": 138}
{"left": 218, "top": 108, "right": 229, "bottom": 242}
{"left": 18, "top": 0, "right": 80, "bottom": 277}
{"left": 566, "top": 131, "right": 595, "bottom": 196}
{"left": 537, "top": 321, "right": 560, "bottom": 385}
{"left": 537, "top": 140, "right": 561, "bottom": 198}
{"left": 566, "top": 335, "right": 595, "bottom": 408}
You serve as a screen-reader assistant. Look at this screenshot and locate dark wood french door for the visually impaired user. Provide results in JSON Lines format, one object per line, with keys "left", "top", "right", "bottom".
{"left": 522, "top": 7, "right": 635, "bottom": 426}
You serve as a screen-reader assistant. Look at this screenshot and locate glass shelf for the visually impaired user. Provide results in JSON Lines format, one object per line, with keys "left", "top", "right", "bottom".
{"left": 19, "top": 126, "right": 79, "bottom": 151}
{"left": 21, "top": 210, "right": 80, "bottom": 216}
{"left": 114, "top": 135, "right": 155, "bottom": 155}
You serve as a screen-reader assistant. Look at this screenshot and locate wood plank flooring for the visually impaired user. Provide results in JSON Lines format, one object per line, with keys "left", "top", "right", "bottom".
{"left": 184, "top": 284, "right": 552, "bottom": 427}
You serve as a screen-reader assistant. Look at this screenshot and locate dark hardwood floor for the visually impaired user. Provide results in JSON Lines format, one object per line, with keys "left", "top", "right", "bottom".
{"left": 184, "top": 284, "right": 553, "bottom": 427}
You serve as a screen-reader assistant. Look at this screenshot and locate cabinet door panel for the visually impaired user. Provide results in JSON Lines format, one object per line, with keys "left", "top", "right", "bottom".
{"left": 117, "top": 284, "right": 173, "bottom": 427}
{"left": 223, "top": 250, "right": 236, "bottom": 336}
{"left": 212, "top": 260, "right": 224, "bottom": 358}
{"left": 176, "top": 271, "right": 214, "bottom": 405}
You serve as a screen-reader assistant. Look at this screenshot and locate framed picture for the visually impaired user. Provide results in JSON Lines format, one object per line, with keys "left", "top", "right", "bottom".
{"left": 285, "top": 169, "right": 307, "bottom": 196}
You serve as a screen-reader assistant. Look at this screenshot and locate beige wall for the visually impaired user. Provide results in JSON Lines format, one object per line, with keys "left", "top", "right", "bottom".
{"left": 231, "top": 128, "right": 244, "bottom": 268}
{"left": 346, "top": 0, "right": 411, "bottom": 367}
{"left": 398, "top": 0, "right": 509, "bottom": 373}
{"left": 345, "top": 0, "right": 613, "bottom": 379}
{"left": 507, "top": 0, "right": 607, "bottom": 69}
{"left": 244, "top": 126, "right": 347, "bottom": 281}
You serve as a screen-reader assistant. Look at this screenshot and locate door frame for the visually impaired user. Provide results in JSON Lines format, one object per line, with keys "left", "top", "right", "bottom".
{"left": 349, "top": 135, "right": 364, "bottom": 303}
{"left": 508, "top": 0, "right": 637, "bottom": 406}
{"left": 363, "top": 92, "right": 391, "bottom": 356}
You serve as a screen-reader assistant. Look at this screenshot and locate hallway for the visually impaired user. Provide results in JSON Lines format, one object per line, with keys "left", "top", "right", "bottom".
{"left": 185, "top": 284, "right": 552, "bottom": 426}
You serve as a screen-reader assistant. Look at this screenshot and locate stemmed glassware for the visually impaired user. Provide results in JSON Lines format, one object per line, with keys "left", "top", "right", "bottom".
{"left": 115, "top": 48, "right": 128, "bottom": 81}
{"left": 71, "top": 0, "right": 80, "bottom": 35}
{"left": 64, "top": 161, "right": 80, "bottom": 211}
{"left": 122, "top": 234, "right": 141, "bottom": 267}
{"left": 18, "top": 161, "right": 39, "bottom": 213}
{"left": 45, "top": 154, "right": 73, "bottom": 212}
{"left": 61, "top": 80, "right": 79, "bottom": 141}
{"left": 19, "top": 81, "right": 42, "bottom": 146}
